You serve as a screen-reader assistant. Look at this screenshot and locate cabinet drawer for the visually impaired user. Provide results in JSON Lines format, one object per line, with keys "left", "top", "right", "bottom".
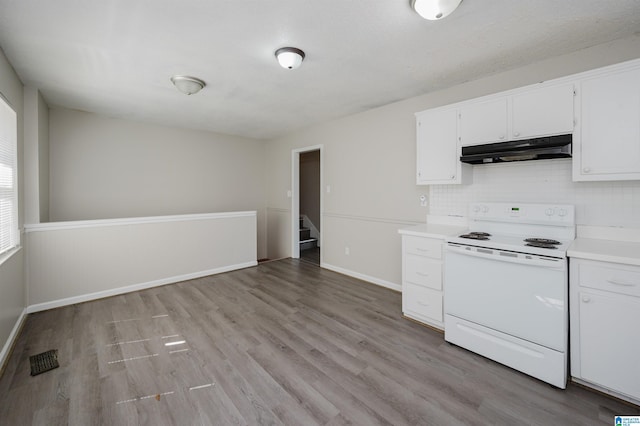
{"left": 403, "top": 236, "right": 442, "bottom": 259}
{"left": 578, "top": 260, "right": 640, "bottom": 298}
{"left": 405, "top": 255, "right": 442, "bottom": 290}
{"left": 403, "top": 283, "right": 443, "bottom": 322}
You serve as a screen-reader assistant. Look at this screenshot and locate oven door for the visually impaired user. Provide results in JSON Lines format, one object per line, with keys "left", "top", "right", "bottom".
{"left": 444, "top": 243, "right": 567, "bottom": 351}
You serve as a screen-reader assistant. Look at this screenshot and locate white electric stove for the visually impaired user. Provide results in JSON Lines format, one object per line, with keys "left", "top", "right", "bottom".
{"left": 444, "top": 202, "right": 575, "bottom": 388}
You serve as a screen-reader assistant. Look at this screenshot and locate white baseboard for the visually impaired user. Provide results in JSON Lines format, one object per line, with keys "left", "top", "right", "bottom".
{"left": 0, "top": 308, "right": 27, "bottom": 371}
{"left": 26, "top": 261, "right": 257, "bottom": 313}
{"left": 321, "top": 263, "right": 401, "bottom": 292}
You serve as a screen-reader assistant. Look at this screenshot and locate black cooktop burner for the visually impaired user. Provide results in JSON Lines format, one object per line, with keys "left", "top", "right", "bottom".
{"left": 459, "top": 232, "right": 491, "bottom": 240}
{"left": 525, "top": 242, "right": 558, "bottom": 249}
{"left": 524, "top": 238, "right": 561, "bottom": 245}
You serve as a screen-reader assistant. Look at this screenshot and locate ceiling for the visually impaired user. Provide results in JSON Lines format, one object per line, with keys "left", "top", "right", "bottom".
{"left": 0, "top": 1, "right": 639, "bottom": 140}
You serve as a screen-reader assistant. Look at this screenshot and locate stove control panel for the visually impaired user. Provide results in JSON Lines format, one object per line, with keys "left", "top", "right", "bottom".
{"left": 469, "top": 202, "right": 575, "bottom": 226}
{"left": 546, "top": 207, "right": 569, "bottom": 217}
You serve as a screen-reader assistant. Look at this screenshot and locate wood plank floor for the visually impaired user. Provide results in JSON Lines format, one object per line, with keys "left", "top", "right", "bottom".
{"left": 0, "top": 259, "right": 637, "bottom": 425}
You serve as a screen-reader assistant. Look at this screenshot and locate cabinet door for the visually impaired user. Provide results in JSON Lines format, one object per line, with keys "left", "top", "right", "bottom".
{"left": 458, "top": 98, "right": 508, "bottom": 146}
{"left": 403, "top": 283, "right": 443, "bottom": 325}
{"left": 576, "top": 67, "right": 640, "bottom": 180}
{"left": 512, "top": 84, "right": 575, "bottom": 139}
{"left": 578, "top": 290, "right": 640, "bottom": 400}
{"left": 416, "top": 108, "right": 459, "bottom": 184}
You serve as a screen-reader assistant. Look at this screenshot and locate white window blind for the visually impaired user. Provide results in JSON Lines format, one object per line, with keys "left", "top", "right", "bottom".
{"left": 0, "top": 95, "right": 18, "bottom": 256}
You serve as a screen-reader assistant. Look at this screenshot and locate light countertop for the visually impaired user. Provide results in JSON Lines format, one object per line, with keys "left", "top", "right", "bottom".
{"left": 568, "top": 238, "right": 640, "bottom": 266}
{"left": 398, "top": 223, "right": 467, "bottom": 240}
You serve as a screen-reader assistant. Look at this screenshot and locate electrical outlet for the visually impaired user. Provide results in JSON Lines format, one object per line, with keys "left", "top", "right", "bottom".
{"left": 345, "top": 246, "right": 350, "bottom": 255}
{"left": 419, "top": 194, "right": 428, "bottom": 207}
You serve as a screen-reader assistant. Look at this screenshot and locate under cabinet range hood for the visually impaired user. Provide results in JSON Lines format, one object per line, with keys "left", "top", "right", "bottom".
{"left": 460, "top": 134, "right": 572, "bottom": 165}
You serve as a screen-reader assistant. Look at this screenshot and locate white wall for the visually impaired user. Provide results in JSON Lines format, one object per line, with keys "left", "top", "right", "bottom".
{"left": 49, "top": 108, "right": 268, "bottom": 258}
{"left": 26, "top": 212, "right": 257, "bottom": 310}
{"left": 430, "top": 159, "right": 640, "bottom": 228}
{"left": 265, "top": 35, "right": 640, "bottom": 288}
{"left": 38, "top": 91, "right": 49, "bottom": 222}
{"left": 0, "top": 47, "right": 26, "bottom": 368}
{"left": 23, "top": 87, "right": 49, "bottom": 224}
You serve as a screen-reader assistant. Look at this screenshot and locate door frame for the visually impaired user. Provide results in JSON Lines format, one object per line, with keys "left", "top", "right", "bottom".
{"left": 291, "top": 144, "right": 323, "bottom": 261}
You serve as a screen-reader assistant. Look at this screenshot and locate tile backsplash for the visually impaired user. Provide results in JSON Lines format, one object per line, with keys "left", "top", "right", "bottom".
{"left": 429, "top": 159, "right": 640, "bottom": 228}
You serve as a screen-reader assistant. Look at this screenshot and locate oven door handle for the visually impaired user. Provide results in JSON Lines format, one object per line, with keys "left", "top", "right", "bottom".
{"left": 446, "top": 243, "right": 565, "bottom": 269}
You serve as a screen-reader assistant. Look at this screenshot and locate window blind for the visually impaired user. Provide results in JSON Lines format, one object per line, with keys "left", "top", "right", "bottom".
{"left": 0, "top": 96, "right": 18, "bottom": 256}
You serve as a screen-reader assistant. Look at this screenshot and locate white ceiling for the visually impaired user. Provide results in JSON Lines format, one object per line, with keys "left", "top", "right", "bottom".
{"left": 1, "top": 1, "right": 639, "bottom": 140}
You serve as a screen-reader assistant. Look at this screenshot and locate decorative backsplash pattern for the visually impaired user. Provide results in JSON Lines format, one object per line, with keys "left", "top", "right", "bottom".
{"left": 429, "top": 159, "right": 640, "bottom": 228}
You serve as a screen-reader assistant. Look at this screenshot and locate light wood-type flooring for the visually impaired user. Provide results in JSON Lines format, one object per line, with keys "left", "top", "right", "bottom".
{"left": 0, "top": 259, "right": 637, "bottom": 425}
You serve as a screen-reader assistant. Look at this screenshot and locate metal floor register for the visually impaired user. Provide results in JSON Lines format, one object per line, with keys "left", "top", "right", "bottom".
{"left": 29, "top": 349, "right": 59, "bottom": 376}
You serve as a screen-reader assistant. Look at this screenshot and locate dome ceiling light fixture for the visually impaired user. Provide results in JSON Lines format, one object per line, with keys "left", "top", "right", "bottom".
{"left": 411, "top": 0, "right": 463, "bottom": 20}
{"left": 171, "top": 75, "right": 206, "bottom": 95}
{"left": 275, "top": 47, "right": 305, "bottom": 70}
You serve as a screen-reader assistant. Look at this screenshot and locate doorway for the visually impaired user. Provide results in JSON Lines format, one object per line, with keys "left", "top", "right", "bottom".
{"left": 291, "top": 145, "right": 323, "bottom": 265}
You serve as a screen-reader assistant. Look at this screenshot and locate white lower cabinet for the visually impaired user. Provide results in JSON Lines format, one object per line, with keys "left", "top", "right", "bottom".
{"left": 403, "top": 283, "right": 443, "bottom": 323}
{"left": 401, "top": 235, "right": 444, "bottom": 329}
{"left": 570, "top": 258, "right": 640, "bottom": 404}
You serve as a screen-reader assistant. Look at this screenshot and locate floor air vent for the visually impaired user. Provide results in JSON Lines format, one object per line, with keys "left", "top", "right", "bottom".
{"left": 29, "top": 349, "right": 59, "bottom": 376}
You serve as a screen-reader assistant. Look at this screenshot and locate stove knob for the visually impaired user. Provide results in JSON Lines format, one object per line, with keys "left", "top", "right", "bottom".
{"left": 472, "top": 205, "right": 480, "bottom": 213}
{"left": 558, "top": 208, "right": 567, "bottom": 217}
{"left": 481, "top": 205, "right": 489, "bottom": 213}
{"left": 545, "top": 208, "right": 555, "bottom": 216}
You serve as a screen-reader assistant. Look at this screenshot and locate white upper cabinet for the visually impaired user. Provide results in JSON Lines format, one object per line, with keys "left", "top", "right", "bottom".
{"left": 416, "top": 108, "right": 471, "bottom": 185}
{"left": 415, "top": 58, "right": 640, "bottom": 186}
{"left": 458, "top": 98, "right": 508, "bottom": 146}
{"left": 458, "top": 83, "right": 575, "bottom": 147}
{"left": 512, "top": 84, "right": 575, "bottom": 139}
{"left": 573, "top": 65, "right": 640, "bottom": 181}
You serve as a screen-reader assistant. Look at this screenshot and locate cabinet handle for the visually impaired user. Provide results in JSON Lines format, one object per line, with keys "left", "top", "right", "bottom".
{"left": 416, "top": 272, "right": 430, "bottom": 277}
{"left": 450, "top": 175, "right": 455, "bottom": 179}
{"left": 416, "top": 248, "right": 430, "bottom": 252}
{"left": 513, "top": 132, "right": 520, "bottom": 137}
{"left": 583, "top": 167, "right": 590, "bottom": 173}
{"left": 606, "top": 279, "right": 637, "bottom": 287}
{"left": 417, "top": 301, "right": 429, "bottom": 307}
{"left": 499, "top": 135, "right": 505, "bottom": 140}
{"left": 582, "top": 296, "right": 591, "bottom": 303}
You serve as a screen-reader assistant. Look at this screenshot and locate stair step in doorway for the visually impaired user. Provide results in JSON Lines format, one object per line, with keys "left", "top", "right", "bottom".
{"left": 300, "top": 238, "right": 317, "bottom": 251}
{"left": 299, "top": 217, "right": 318, "bottom": 252}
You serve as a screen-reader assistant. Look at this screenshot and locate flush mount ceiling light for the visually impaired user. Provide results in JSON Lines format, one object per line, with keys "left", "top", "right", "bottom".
{"left": 275, "top": 47, "right": 305, "bottom": 70}
{"left": 171, "top": 75, "right": 206, "bottom": 95}
{"left": 411, "top": 0, "right": 463, "bottom": 20}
